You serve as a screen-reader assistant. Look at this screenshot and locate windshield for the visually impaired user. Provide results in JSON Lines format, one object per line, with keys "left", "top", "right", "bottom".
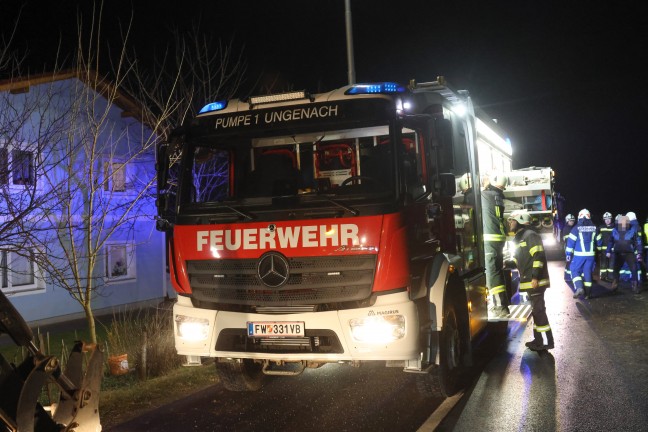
{"left": 183, "top": 124, "right": 420, "bottom": 207}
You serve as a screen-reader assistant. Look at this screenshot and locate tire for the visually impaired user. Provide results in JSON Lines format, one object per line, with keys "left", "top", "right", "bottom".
{"left": 215, "top": 359, "right": 265, "bottom": 391}
{"left": 417, "top": 299, "right": 469, "bottom": 398}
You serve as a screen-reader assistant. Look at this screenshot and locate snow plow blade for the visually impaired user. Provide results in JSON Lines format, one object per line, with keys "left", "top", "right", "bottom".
{"left": 0, "top": 289, "right": 103, "bottom": 431}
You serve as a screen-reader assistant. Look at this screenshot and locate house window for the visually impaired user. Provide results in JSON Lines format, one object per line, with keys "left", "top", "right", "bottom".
{"left": 1, "top": 250, "right": 39, "bottom": 294}
{"left": 104, "top": 162, "right": 127, "bottom": 192}
{"left": 0, "top": 147, "right": 36, "bottom": 187}
{"left": 0, "top": 149, "right": 8, "bottom": 185}
{"left": 106, "top": 243, "right": 136, "bottom": 281}
{"left": 12, "top": 150, "right": 34, "bottom": 185}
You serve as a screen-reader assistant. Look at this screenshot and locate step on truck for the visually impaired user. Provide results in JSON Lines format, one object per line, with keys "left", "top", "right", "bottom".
{"left": 155, "top": 77, "right": 528, "bottom": 397}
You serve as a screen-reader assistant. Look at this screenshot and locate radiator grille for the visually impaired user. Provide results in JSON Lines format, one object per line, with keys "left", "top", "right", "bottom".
{"left": 187, "top": 255, "right": 376, "bottom": 306}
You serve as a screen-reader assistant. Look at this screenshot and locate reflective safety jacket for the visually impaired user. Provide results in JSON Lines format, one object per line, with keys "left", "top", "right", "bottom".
{"left": 511, "top": 227, "right": 550, "bottom": 290}
{"left": 481, "top": 185, "right": 506, "bottom": 242}
{"left": 644, "top": 222, "right": 648, "bottom": 252}
{"left": 630, "top": 219, "right": 644, "bottom": 253}
{"left": 596, "top": 222, "right": 614, "bottom": 252}
{"left": 566, "top": 219, "right": 600, "bottom": 258}
{"left": 561, "top": 223, "right": 575, "bottom": 248}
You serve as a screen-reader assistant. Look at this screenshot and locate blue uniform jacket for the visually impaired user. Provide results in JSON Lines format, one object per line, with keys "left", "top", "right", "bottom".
{"left": 566, "top": 219, "right": 600, "bottom": 258}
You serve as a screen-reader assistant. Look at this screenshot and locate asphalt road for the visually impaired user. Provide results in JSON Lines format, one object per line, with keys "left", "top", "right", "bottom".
{"left": 106, "top": 360, "right": 443, "bottom": 431}
{"left": 439, "top": 261, "right": 648, "bottom": 431}
{"left": 106, "top": 261, "right": 648, "bottom": 431}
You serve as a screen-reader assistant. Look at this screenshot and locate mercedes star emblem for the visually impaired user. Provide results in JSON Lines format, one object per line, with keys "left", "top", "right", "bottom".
{"left": 257, "top": 252, "right": 290, "bottom": 288}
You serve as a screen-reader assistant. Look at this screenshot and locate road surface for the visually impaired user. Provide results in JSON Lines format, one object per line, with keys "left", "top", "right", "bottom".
{"left": 107, "top": 261, "right": 648, "bottom": 431}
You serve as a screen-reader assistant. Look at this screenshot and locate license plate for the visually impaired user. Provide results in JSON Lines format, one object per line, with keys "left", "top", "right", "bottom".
{"left": 247, "top": 321, "right": 305, "bottom": 338}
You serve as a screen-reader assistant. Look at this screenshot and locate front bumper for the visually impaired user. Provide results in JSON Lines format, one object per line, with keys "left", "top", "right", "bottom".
{"left": 173, "top": 291, "right": 420, "bottom": 362}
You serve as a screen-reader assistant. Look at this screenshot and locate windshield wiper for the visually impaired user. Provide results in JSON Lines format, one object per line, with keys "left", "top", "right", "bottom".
{"left": 218, "top": 204, "right": 256, "bottom": 220}
{"left": 319, "top": 196, "right": 360, "bottom": 216}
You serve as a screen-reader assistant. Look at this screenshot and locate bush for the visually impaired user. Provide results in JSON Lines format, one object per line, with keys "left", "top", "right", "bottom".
{"left": 103, "top": 307, "right": 182, "bottom": 379}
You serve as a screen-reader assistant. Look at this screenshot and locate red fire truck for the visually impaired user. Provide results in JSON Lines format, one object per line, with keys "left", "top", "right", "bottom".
{"left": 156, "top": 77, "right": 528, "bottom": 397}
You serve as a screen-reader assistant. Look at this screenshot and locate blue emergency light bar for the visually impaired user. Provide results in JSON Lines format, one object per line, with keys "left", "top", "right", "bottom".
{"left": 198, "top": 100, "right": 228, "bottom": 114}
{"left": 345, "top": 82, "right": 405, "bottom": 95}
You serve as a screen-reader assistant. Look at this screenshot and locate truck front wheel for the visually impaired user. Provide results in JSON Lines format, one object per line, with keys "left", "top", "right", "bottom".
{"left": 417, "top": 300, "right": 469, "bottom": 398}
{"left": 215, "top": 359, "right": 265, "bottom": 391}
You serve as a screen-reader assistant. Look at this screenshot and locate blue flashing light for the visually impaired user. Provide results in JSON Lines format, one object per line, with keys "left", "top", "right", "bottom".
{"left": 345, "top": 82, "right": 405, "bottom": 95}
{"left": 199, "top": 100, "right": 228, "bottom": 114}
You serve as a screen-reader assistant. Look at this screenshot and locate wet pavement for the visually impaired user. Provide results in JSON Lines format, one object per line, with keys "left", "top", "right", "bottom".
{"left": 440, "top": 261, "right": 648, "bottom": 431}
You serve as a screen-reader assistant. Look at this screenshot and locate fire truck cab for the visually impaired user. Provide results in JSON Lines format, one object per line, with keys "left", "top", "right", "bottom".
{"left": 156, "top": 77, "right": 518, "bottom": 397}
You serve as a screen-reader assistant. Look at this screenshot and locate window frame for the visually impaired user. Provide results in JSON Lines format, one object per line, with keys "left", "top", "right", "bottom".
{"left": 0, "top": 249, "right": 44, "bottom": 295}
{"left": 105, "top": 242, "right": 137, "bottom": 282}
{"left": 0, "top": 142, "right": 38, "bottom": 188}
{"left": 103, "top": 160, "right": 129, "bottom": 193}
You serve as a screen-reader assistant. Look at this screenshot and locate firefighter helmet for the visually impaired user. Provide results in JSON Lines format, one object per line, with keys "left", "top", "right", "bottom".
{"left": 459, "top": 173, "right": 472, "bottom": 192}
{"left": 578, "top": 209, "right": 591, "bottom": 220}
{"left": 489, "top": 172, "right": 508, "bottom": 189}
{"left": 565, "top": 214, "right": 575, "bottom": 223}
{"left": 626, "top": 211, "right": 637, "bottom": 221}
{"left": 603, "top": 212, "right": 612, "bottom": 220}
{"left": 509, "top": 210, "right": 531, "bottom": 225}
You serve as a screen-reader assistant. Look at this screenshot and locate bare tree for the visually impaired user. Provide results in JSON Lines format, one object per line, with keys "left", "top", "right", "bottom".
{"left": 126, "top": 22, "right": 247, "bottom": 139}
{"left": 0, "top": 15, "right": 72, "bottom": 304}
{"left": 0, "top": 3, "right": 158, "bottom": 343}
{"left": 1, "top": 3, "right": 247, "bottom": 343}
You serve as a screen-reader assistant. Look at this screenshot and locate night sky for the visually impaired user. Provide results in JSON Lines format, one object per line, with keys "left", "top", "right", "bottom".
{"left": 3, "top": 1, "right": 648, "bottom": 221}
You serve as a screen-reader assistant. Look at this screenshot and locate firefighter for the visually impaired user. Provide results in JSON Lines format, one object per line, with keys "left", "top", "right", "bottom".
{"left": 644, "top": 216, "right": 648, "bottom": 283}
{"left": 481, "top": 171, "right": 510, "bottom": 318}
{"left": 459, "top": 172, "right": 473, "bottom": 204}
{"left": 507, "top": 210, "right": 554, "bottom": 351}
{"left": 596, "top": 212, "right": 615, "bottom": 282}
{"left": 607, "top": 214, "right": 642, "bottom": 294}
{"left": 562, "top": 214, "right": 576, "bottom": 282}
{"left": 565, "top": 209, "right": 600, "bottom": 299}
{"left": 626, "top": 212, "right": 645, "bottom": 284}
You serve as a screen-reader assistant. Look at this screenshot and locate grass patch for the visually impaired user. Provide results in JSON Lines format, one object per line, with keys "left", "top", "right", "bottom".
{"left": 102, "top": 307, "right": 182, "bottom": 379}
{"left": 99, "top": 362, "right": 219, "bottom": 429}
{"left": 0, "top": 325, "right": 108, "bottom": 368}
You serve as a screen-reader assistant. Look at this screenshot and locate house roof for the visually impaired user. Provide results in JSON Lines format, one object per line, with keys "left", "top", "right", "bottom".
{"left": 0, "top": 69, "right": 146, "bottom": 124}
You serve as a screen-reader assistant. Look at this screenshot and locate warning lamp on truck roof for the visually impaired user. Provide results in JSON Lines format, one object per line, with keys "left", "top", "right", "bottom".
{"left": 345, "top": 82, "right": 405, "bottom": 95}
{"left": 198, "top": 100, "right": 228, "bottom": 114}
{"left": 249, "top": 90, "right": 310, "bottom": 105}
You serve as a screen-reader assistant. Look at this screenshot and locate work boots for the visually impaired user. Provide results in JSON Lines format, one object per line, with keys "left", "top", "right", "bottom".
{"left": 631, "top": 281, "right": 640, "bottom": 294}
{"left": 572, "top": 288, "right": 584, "bottom": 299}
{"left": 525, "top": 330, "right": 554, "bottom": 351}
{"left": 545, "top": 330, "right": 555, "bottom": 350}
{"left": 611, "top": 279, "right": 618, "bottom": 292}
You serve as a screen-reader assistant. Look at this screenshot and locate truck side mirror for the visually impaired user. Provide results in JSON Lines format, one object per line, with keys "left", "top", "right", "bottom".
{"left": 434, "top": 118, "right": 452, "bottom": 148}
{"left": 155, "top": 143, "right": 169, "bottom": 217}
{"left": 436, "top": 173, "right": 456, "bottom": 198}
{"left": 156, "top": 143, "right": 169, "bottom": 194}
{"left": 155, "top": 142, "right": 177, "bottom": 231}
{"left": 434, "top": 118, "right": 455, "bottom": 171}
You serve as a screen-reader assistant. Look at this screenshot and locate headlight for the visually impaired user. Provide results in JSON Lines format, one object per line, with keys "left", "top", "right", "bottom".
{"left": 176, "top": 315, "right": 210, "bottom": 342}
{"left": 349, "top": 315, "right": 405, "bottom": 343}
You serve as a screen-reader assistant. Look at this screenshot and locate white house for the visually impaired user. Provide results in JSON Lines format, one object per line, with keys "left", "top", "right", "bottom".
{"left": 0, "top": 70, "right": 170, "bottom": 325}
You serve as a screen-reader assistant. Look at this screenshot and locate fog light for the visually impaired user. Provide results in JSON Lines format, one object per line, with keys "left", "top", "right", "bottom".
{"left": 349, "top": 315, "right": 405, "bottom": 343}
{"left": 176, "top": 315, "right": 209, "bottom": 342}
